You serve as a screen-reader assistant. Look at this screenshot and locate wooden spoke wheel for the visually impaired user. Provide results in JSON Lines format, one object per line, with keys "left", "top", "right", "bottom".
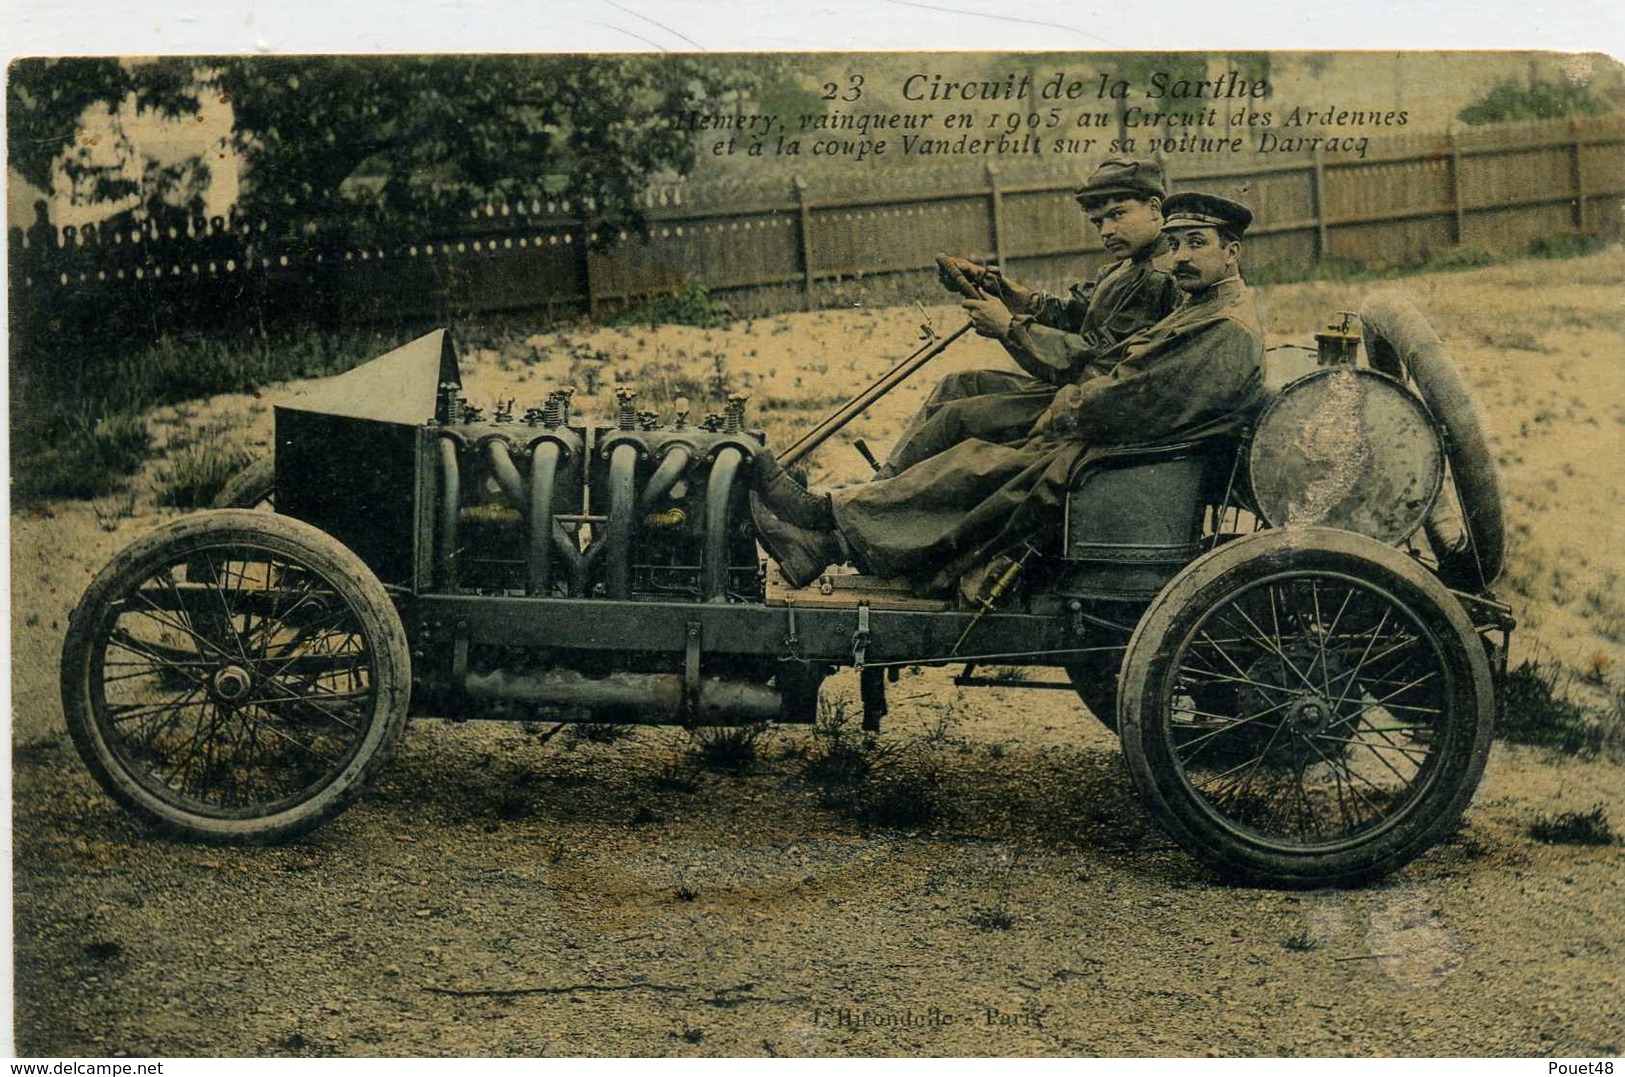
{"left": 1118, "top": 528, "right": 1493, "bottom": 887}
{"left": 61, "top": 510, "right": 410, "bottom": 842}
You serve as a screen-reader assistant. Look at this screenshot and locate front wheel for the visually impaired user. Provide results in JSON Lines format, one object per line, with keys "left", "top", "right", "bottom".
{"left": 61, "top": 510, "right": 411, "bottom": 842}
{"left": 1118, "top": 528, "right": 1493, "bottom": 887}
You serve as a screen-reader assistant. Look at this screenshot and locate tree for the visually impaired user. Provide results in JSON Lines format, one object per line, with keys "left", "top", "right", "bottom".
{"left": 7, "top": 57, "right": 199, "bottom": 210}
{"left": 1457, "top": 75, "right": 1613, "bottom": 125}
{"left": 7, "top": 56, "right": 746, "bottom": 244}
{"left": 1096, "top": 53, "right": 1271, "bottom": 149}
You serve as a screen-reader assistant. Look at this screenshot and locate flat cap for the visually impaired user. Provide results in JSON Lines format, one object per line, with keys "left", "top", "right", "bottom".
{"left": 1074, "top": 158, "right": 1166, "bottom": 204}
{"left": 1161, "top": 192, "right": 1254, "bottom": 237}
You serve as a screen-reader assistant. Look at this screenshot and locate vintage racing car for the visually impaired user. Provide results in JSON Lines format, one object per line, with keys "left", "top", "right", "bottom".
{"left": 60, "top": 291, "right": 1514, "bottom": 887}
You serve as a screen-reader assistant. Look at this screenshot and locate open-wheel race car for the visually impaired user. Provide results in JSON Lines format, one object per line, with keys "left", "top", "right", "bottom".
{"left": 60, "top": 290, "right": 1516, "bottom": 888}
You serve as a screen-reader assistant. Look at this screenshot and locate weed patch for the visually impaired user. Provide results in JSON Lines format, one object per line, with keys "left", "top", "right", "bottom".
{"left": 1282, "top": 931, "right": 1320, "bottom": 952}
{"left": 1528, "top": 806, "right": 1617, "bottom": 846}
{"left": 800, "top": 697, "right": 880, "bottom": 791}
{"left": 600, "top": 283, "right": 734, "bottom": 330}
{"left": 687, "top": 723, "right": 768, "bottom": 774}
{"left": 648, "top": 759, "right": 702, "bottom": 794}
{"left": 1498, "top": 658, "right": 1600, "bottom": 755}
{"left": 1424, "top": 245, "right": 1499, "bottom": 273}
{"left": 13, "top": 408, "right": 151, "bottom": 504}
{"left": 566, "top": 722, "right": 637, "bottom": 747}
{"left": 1527, "top": 233, "right": 1608, "bottom": 259}
{"left": 12, "top": 322, "right": 424, "bottom": 505}
{"left": 156, "top": 440, "right": 256, "bottom": 508}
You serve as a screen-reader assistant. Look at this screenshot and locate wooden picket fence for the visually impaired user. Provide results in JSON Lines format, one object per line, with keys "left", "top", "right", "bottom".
{"left": 9, "top": 113, "right": 1623, "bottom": 335}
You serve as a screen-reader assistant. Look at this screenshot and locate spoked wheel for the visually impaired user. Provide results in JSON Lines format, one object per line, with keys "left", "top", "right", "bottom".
{"left": 211, "top": 456, "right": 276, "bottom": 510}
{"left": 1118, "top": 528, "right": 1493, "bottom": 887}
{"left": 61, "top": 510, "right": 410, "bottom": 842}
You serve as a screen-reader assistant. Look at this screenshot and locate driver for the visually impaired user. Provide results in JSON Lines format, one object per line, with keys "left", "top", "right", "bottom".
{"left": 879, "top": 158, "right": 1181, "bottom": 476}
{"left": 752, "top": 192, "right": 1266, "bottom": 594}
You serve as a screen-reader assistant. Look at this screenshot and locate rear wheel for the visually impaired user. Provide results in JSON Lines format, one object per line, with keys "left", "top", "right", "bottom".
{"left": 1118, "top": 528, "right": 1493, "bottom": 887}
{"left": 61, "top": 510, "right": 410, "bottom": 842}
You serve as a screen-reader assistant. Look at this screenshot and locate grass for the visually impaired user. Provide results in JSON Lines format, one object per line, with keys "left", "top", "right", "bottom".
{"left": 798, "top": 696, "right": 940, "bottom": 829}
{"left": 969, "top": 852, "right": 1019, "bottom": 931}
{"left": 800, "top": 696, "right": 879, "bottom": 790}
{"left": 1527, "top": 232, "right": 1609, "bottom": 259}
{"left": 599, "top": 283, "right": 734, "bottom": 330}
{"left": 687, "top": 723, "right": 768, "bottom": 774}
{"left": 565, "top": 721, "right": 637, "bottom": 747}
{"left": 1528, "top": 806, "right": 1617, "bottom": 846}
{"left": 1497, "top": 657, "right": 1602, "bottom": 755}
{"left": 12, "top": 237, "right": 1618, "bottom": 509}
{"left": 1247, "top": 234, "right": 1610, "bottom": 287}
{"left": 155, "top": 440, "right": 256, "bottom": 509}
{"left": 12, "top": 321, "right": 430, "bottom": 506}
{"left": 13, "top": 408, "right": 151, "bottom": 504}
{"left": 1281, "top": 931, "right": 1320, "bottom": 953}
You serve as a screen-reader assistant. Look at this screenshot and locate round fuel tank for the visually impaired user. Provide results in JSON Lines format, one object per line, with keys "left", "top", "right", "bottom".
{"left": 1248, "top": 367, "right": 1443, "bottom": 544}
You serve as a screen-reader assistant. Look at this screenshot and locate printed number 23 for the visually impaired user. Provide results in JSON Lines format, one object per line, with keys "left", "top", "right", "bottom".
{"left": 822, "top": 75, "right": 864, "bottom": 102}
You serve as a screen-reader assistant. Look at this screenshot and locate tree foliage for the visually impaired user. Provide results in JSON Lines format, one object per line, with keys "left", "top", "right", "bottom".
{"left": 7, "top": 55, "right": 745, "bottom": 242}
{"left": 8, "top": 57, "right": 200, "bottom": 208}
{"left": 1457, "top": 76, "right": 1613, "bottom": 125}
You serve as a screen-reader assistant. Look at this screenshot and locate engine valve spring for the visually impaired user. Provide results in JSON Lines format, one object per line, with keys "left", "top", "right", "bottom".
{"left": 438, "top": 381, "right": 462, "bottom": 424}
{"left": 540, "top": 388, "right": 574, "bottom": 428}
{"left": 615, "top": 385, "right": 639, "bottom": 431}
{"left": 724, "top": 392, "right": 749, "bottom": 434}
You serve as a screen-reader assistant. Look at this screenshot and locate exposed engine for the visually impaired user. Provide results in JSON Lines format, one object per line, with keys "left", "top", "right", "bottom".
{"left": 432, "top": 382, "right": 765, "bottom": 604}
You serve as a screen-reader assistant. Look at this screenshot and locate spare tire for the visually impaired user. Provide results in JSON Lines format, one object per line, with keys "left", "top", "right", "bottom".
{"left": 1359, "top": 290, "right": 1505, "bottom": 590}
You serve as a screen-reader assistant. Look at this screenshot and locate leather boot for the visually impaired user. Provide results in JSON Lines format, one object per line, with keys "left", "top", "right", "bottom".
{"left": 752, "top": 450, "right": 835, "bottom": 530}
{"left": 750, "top": 495, "right": 842, "bottom": 588}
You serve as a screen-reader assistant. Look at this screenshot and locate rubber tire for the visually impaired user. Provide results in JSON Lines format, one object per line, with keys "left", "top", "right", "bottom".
{"left": 211, "top": 455, "right": 276, "bottom": 510}
{"left": 61, "top": 509, "right": 411, "bottom": 843}
{"left": 1360, "top": 290, "right": 1505, "bottom": 589}
{"left": 1117, "top": 527, "right": 1494, "bottom": 888}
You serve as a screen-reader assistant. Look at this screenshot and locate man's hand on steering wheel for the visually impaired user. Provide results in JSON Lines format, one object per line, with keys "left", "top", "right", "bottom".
{"left": 936, "top": 253, "right": 992, "bottom": 298}
{"left": 962, "top": 298, "right": 1013, "bottom": 340}
{"left": 980, "top": 266, "right": 1035, "bottom": 313}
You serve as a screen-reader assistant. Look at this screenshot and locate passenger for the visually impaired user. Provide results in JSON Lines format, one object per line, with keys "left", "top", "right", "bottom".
{"left": 881, "top": 157, "right": 1181, "bottom": 476}
{"left": 753, "top": 192, "right": 1267, "bottom": 594}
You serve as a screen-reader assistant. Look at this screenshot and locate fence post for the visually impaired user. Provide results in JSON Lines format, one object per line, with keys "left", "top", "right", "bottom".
{"left": 986, "top": 163, "right": 1007, "bottom": 268}
{"left": 577, "top": 220, "right": 596, "bottom": 318}
{"left": 1447, "top": 128, "right": 1466, "bottom": 245}
{"left": 793, "top": 175, "right": 815, "bottom": 312}
{"left": 1570, "top": 117, "right": 1589, "bottom": 232}
{"left": 1310, "top": 147, "right": 1330, "bottom": 262}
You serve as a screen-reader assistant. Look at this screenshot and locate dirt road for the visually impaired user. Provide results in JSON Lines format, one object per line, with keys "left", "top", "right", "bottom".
{"left": 10, "top": 252, "right": 1624, "bottom": 1056}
